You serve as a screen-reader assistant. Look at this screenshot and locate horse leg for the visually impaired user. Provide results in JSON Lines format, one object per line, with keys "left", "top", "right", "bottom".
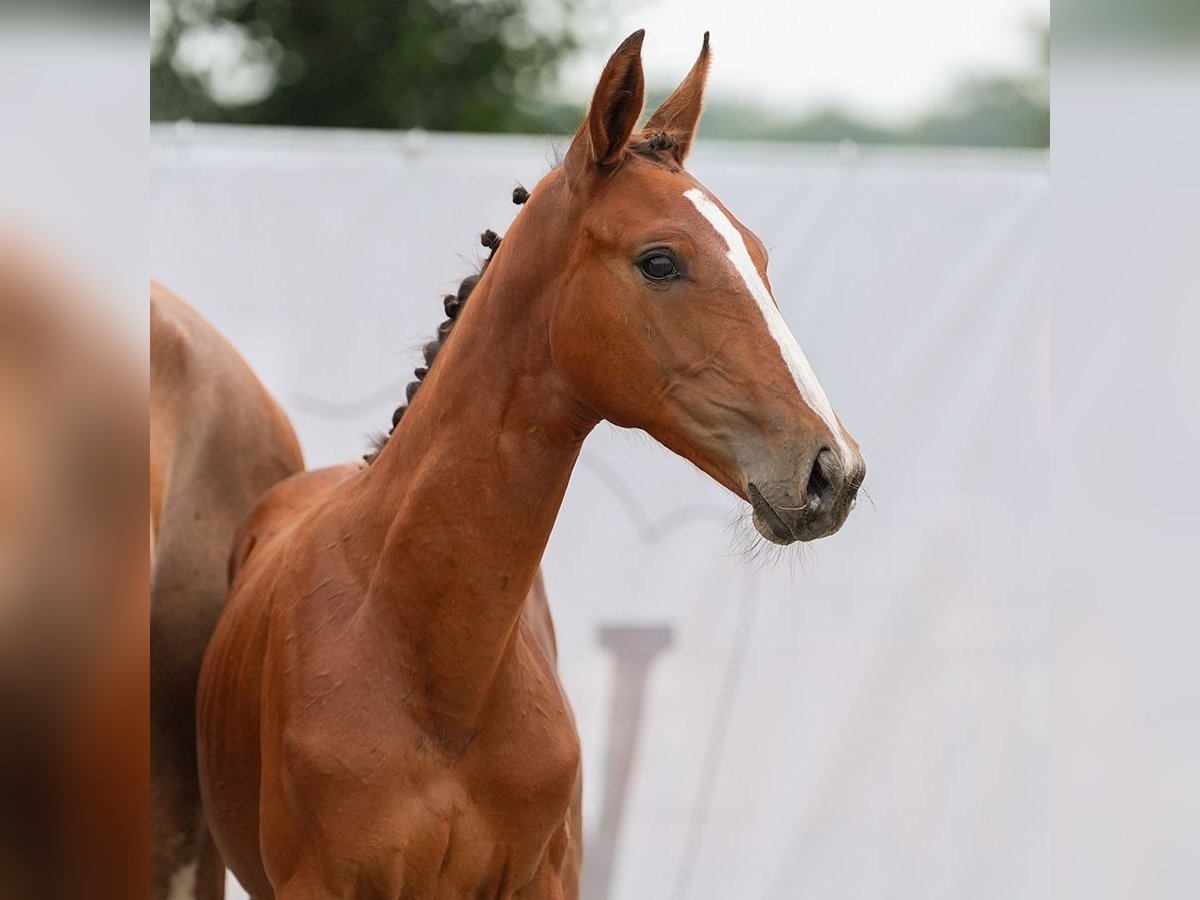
{"left": 150, "top": 719, "right": 209, "bottom": 900}
{"left": 194, "top": 822, "right": 226, "bottom": 900}
{"left": 149, "top": 771, "right": 189, "bottom": 898}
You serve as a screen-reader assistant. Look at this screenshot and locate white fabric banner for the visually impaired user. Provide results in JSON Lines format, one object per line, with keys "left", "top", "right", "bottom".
{"left": 152, "top": 126, "right": 1048, "bottom": 900}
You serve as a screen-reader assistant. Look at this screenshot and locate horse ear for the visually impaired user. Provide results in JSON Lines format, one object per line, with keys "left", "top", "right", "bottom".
{"left": 565, "top": 30, "right": 646, "bottom": 186}
{"left": 642, "top": 32, "right": 711, "bottom": 164}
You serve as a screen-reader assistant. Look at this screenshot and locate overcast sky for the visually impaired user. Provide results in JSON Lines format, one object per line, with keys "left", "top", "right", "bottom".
{"left": 558, "top": 0, "right": 1049, "bottom": 123}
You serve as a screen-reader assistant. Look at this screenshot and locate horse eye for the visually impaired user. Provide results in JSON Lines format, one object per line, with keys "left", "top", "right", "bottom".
{"left": 638, "top": 253, "right": 679, "bottom": 282}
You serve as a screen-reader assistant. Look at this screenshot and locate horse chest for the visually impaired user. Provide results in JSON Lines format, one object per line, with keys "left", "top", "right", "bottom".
{"left": 418, "top": 665, "right": 580, "bottom": 890}
{"left": 465, "top": 703, "right": 579, "bottom": 823}
{"left": 279, "top": 646, "right": 580, "bottom": 894}
{"left": 340, "top": 721, "right": 578, "bottom": 896}
{"left": 401, "top": 615, "right": 581, "bottom": 830}
{"left": 419, "top": 762, "right": 577, "bottom": 897}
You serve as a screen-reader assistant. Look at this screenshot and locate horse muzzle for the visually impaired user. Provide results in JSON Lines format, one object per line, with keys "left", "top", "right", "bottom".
{"left": 747, "top": 448, "right": 864, "bottom": 545}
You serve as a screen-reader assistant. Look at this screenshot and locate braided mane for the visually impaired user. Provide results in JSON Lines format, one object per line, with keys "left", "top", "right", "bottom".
{"left": 628, "top": 131, "right": 685, "bottom": 170}
{"left": 364, "top": 152, "right": 671, "bottom": 464}
{"left": 364, "top": 186, "right": 529, "bottom": 463}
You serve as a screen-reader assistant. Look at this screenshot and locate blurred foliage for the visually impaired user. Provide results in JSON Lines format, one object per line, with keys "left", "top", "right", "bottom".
{"left": 691, "top": 72, "right": 1048, "bottom": 149}
{"left": 1058, "top": 0, "right": 1200, "bottom": 48}
{"left": 152, "top": 2, "right": 1048, "bottom": 149}
{"left": 688, "top": 23, "right": 1048, "bottom": 149}
{"left": 151, "top": 0, "right": 588, "bottom": 131}
{"left": 1, "top": 0, "right": 146, "bottom": 14}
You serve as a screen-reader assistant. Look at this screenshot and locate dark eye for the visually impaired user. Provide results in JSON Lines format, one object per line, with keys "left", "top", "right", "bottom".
{"left": 638, "top": 253, "right": 680, "bottom": 282}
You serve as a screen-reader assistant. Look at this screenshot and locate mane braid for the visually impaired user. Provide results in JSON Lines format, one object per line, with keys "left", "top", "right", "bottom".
{"left": 363, "top": 227, "right": 503, "bottom": 463}
{"left": 628, "top": 131, "right": 683, "bottom": 169}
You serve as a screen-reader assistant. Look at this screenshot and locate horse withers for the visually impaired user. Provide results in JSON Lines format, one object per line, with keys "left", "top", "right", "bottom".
{"left": 198, "top": 31, "right": 863, "bottom": 899}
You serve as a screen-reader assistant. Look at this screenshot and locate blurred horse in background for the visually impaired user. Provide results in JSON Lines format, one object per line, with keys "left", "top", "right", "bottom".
{"left": 198, "top": 31, "right": 863, "bottom": 899}
{"left": 151, "top": 283, "right": 303, "bottom": 900}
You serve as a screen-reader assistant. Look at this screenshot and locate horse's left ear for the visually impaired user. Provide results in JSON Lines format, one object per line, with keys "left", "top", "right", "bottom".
{"left": 565, "top": 30, "right": 646, "bottom": 188}
{"left": 642, "top": 32, "right": 711, "bottom": 164}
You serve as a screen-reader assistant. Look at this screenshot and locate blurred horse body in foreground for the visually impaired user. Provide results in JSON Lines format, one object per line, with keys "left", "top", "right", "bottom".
{"left": 0, "top": 233, "right": 145, "bottom": 900}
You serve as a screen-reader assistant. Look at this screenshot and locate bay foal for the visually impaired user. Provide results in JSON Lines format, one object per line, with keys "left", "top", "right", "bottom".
{"left": 198, "top": 32, "right": 864, "bottom": 899}
{"left": 151, "top": 283, "right": 303, "bottom": 899}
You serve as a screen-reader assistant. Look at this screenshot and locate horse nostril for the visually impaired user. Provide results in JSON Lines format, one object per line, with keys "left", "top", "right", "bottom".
{"left": 806, "top": 449, "right": 842, "bottom": 512}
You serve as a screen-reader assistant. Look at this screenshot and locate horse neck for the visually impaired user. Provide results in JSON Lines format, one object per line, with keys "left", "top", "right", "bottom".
{"left": 355, "top": 221, "right": 592, "bottom": 736}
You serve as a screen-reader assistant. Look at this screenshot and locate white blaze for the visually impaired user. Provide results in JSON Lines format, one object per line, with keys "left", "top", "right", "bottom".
{"left": 683, "top": 188, "right": 852, "bottom": 464}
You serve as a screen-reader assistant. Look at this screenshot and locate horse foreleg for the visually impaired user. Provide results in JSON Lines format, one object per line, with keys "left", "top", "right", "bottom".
{"left": 194, "top": 822, "right": 226, "bottom": 900}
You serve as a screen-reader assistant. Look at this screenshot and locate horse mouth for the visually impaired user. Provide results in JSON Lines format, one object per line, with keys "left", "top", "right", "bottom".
{"left": 747, "top": 480, "right": 854, "bottom": 545}
{"left": 747, "top": 483, "right": 797, "bottom": 545}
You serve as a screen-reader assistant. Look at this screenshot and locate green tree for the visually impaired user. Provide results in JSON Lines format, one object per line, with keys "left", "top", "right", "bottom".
{"left": 151, "top": 0, "right": 588, "bottom": 131}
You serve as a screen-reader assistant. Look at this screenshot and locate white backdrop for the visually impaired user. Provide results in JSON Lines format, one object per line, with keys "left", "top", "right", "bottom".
{"left": 152, "top": 125, "right": 1048, "bottom": 899}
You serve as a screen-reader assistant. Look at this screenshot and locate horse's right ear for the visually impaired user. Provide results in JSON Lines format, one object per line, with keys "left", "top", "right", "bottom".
{"left": 565, "top": 30, "right": 646, "bottom": 188}
{"left": 642, "top": 32, "right": 711, "bottom": 164}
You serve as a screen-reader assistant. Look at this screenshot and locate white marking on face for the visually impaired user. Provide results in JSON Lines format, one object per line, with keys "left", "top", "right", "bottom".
{"left": 683, "top": 188, "right": 852, "bottom": 463}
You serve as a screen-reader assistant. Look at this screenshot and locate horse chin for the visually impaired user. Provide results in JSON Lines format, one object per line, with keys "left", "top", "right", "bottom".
{"left": 752, "top": 506, "right": 853, "bottom": 545}
{"left": 752, "top": 509, "right": 797, "bottom": 546}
